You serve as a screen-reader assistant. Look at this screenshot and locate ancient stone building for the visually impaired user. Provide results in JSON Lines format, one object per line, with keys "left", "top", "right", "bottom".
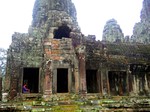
{"left": 133, "top": 0, "right": 150, "bottom": 43}
{"left": 4, "top": 0, "right": 150, "bottom": 99}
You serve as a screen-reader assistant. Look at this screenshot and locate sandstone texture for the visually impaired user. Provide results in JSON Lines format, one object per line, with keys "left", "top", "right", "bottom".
{"left": 2, "top": 1, "right": 150, "bottom": 111}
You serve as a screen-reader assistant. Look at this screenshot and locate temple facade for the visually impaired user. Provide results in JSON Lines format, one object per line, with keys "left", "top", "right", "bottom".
{"left": 4, "top": 0, "right": 150, "bottom": 99}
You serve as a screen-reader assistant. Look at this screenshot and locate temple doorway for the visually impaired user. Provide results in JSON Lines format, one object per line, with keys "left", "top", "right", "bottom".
{"left": 57, "top": 68, "right": 68, "bottom": 93}
{"left": 86, "top": 70, "right": 99, "bottom": 93}
{"left": 108, "top": 71, "right": 127, "bottom": 96}
{"left": 23, "top": 68, "right": 39, "bottom": 93}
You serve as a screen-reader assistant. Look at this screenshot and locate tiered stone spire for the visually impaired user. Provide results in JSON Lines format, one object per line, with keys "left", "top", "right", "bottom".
{"left": 32, "top": 0, "right": 77, "bottom": 27}
{"left": 133, "top": 0, "right": 150, "bottom": 43}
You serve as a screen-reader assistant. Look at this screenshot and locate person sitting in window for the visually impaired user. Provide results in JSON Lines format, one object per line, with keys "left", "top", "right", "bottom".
{"left": 22, "top": 84, "right": 30, "bottom": 93}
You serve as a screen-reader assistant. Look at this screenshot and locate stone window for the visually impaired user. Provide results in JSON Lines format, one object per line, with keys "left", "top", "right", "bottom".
{"left": 54, "top": 25, "right": 71, "bottom": 39}
{"left": 86, "top": 70, "right": 99, "bottom": 93}
{"left": 130, "top": 64, "right": 150, "bottom": 95}
{"left": 108, "top": 71, "right": 127, "bottom": 96}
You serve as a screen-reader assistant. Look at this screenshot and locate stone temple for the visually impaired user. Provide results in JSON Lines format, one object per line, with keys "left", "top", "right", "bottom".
{"left": 4, "top": 0, "right": 150, "bottom": 100}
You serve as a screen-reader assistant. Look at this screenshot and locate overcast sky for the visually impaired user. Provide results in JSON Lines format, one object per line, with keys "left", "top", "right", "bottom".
{"left": 0, "top": 0, "right": 143, "bottom": 49}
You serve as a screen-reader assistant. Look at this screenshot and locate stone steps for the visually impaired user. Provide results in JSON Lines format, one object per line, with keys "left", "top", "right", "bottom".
{"left": 0, "top": 96, "right": 150, "bottom": 111}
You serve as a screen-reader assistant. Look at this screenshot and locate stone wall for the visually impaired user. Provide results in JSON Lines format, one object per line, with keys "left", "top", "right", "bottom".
{"left": 5, "top": 32, "right": 43, "bottom": 99}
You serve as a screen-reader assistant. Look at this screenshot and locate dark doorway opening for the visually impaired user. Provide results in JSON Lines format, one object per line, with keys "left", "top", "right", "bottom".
{"left": 130, "top": 64, "right": 150, "bottom": 95}
{"left": 54, "top": 25, "right": 71, "bottom": 39}
{"left": 86, "top": 70, "right": 99, "bottom": 93}
{"left": 23, "top": 68, "right": 39, "bottom": 93}
{"left": 147, "top": 74, "right": 150, "bottom": 90}
{"left": 57, "top": 68, "right": 68, "bottom": 93}
{"left": 108, "top": 71, "right": 127, "bottom": 96}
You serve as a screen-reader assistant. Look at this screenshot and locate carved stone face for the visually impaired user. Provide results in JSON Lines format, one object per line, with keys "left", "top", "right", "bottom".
{"left": 32, "top": 0, "right": 77, "bottom": 28}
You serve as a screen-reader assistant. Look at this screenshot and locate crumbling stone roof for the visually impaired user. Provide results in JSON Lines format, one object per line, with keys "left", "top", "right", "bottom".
{"left": 106, "top": 43, "right": 150, "bottom": 64}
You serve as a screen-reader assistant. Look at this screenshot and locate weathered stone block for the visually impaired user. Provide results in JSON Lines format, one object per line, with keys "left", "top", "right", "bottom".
{"left": 51, "top": 50, "right": 61, "bottom": 54}
{"left": 51, "top": 39, "right": 60, "bottom": 45}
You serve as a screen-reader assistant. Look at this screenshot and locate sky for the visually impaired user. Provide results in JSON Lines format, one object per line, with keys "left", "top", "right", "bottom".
{"left": 0, "top": 0, "right": 143, "bottom": 49}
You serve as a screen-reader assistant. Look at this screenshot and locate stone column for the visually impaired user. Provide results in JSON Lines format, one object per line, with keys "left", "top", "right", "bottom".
{"left": 74, "top": 68, "right": 79, "bottom": 93}
{"left": 126, "top": 65, "right": 130, "bottom": 94}
{"left": 77, "top": 45, "right": 87, "bottom": 94}
{"left": 44, "top": 60, "right": 52, "bottom": 95}
{"left": 10, "top": 75, "right": 18, "bottom": 100}
{"left": 97, "top": 70, "right": 101, "bottom": 95}
{"left": 128, "top": 64, "right": 133, "bottom": 95}
{"left": 100, "top": 70, "right": 103, "bottom": 96}
{"left": 106, "top": 70, "right": 110, "bottom": 95}
{"left": 79, "top": 53, "right": 86, "bottom": 94}
{"left": 101, "top": 69, "right": 109, "bottom": 96}
{"left": 0, "top": 76, "right": 2, "bottom": 101}
{"left": 9, "top": 64, "right": 18, "bottom": 100}
{"left": 73, "top": 48, "right": 80, "bottom": 93}
{"left": 52, "top": 68, "right": 57, "bottom": 94}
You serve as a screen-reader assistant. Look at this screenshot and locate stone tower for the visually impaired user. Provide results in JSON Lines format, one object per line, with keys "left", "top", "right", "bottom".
{"left": 102, "top": 19, "right": 124, "bottom": 43}
{"left": 30, "top": 0, "right": 81, "bottom": 40}
{"left": 4, "top": 0, "right": 150, "bottom": 102}
{"left": 140, "top": 0, "right": 150, "bottom": 21}
{"left": 5, "top": 0, "right": 84, "bottom": 99}
{"left": 133, "top": 0, "right": 150, "bottom": 43}
{"left": 32, "top": 0, "right": 77, "bottom": 27}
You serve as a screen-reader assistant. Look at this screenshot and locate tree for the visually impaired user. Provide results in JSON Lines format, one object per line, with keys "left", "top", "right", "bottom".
{"left": 0, "top": 48, "right": 7, "bottom": 77}
{"left": 0, "top": 48, "right": 7, "bottom": 100}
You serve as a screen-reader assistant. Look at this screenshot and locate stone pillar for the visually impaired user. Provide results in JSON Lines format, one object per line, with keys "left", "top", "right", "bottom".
{"left": 100, "top": 70, "right": 103, "bottom": 96}
{"left": 77, "top": 45, "right": 87, "bottom": 94}
{"left": 128, "top": 64, "right": 133, "bottom": 95}
{"left": 79, "top": 53, "right": 87, "bottom": 94}
{"left": 126, "top": 65, "right": 130, "bottom": 94}
{"left": 106, "top": 71, "right": 110, "bottom": 95}
{"left": 53, "top": 68, "right": 57, "bottom": 94}
{"left": 9, "top": 64, "right": 19, "bottom": 100}
{"left": 97, "top": 70, "right": 102, "bottom": 95}
{"left": 44, "top": 60, "right": 52, "bottom": 95}
{"left": 68, "top": 68, "right": 73, "bottom": 93}
{"left": 0, "top": 76, "right": 2, "bottom": 101}
{"left": 74, "top": 68, "right": 79, "bottom": 93}
{"left": 10, "top": 76, "right": 17, "bottom": 100}
{"left": 101, "top": 69, "right": 109, "bottom": 96}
